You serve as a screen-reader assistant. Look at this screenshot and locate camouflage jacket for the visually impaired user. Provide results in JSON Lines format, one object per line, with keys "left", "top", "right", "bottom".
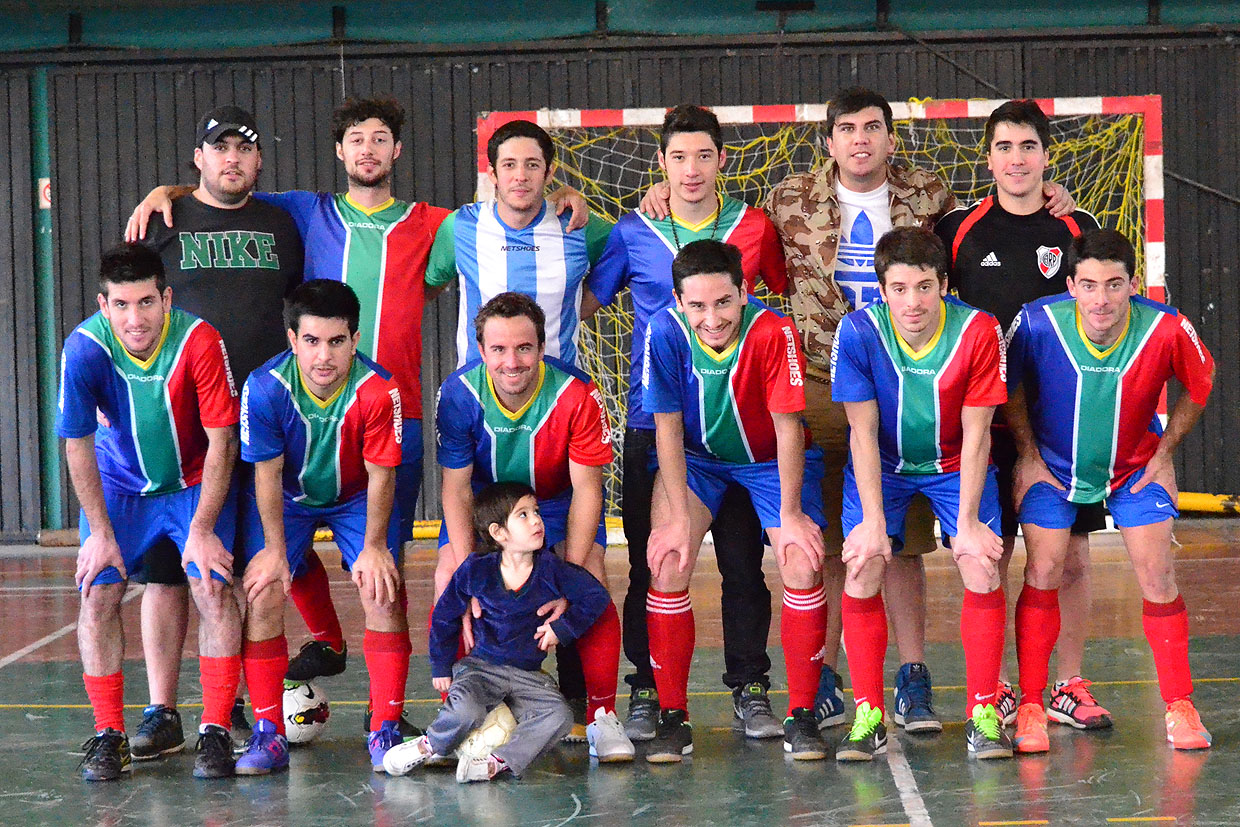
{"left": 764, "top": 158, "right": 956, "bottom": 377}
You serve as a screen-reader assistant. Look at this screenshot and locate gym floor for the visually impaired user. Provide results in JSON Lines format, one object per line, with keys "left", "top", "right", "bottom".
{"left": 2, "top": 518, "right": 1238, "bottom": 826}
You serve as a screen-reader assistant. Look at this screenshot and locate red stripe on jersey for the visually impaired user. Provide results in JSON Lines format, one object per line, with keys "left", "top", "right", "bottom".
{"left": 336, "top": 372, "right": 403, "bottom": 502}
{"left": 1057, "top": 213, "right": 1082, "bottom": 237}
{"left": 727, "top": 208, "right": 789, "bottom": 296}
{"left": 167, "top": 324, "right": 239, "bottom": 488}
{"left": 530, "top": 379, "right": 612, "bottom": 497}
{"left": 951, "top": 196, "right": 994, "bottom": 264}
{"left": 726, "top": 311, "right": 809, "bottom": 463}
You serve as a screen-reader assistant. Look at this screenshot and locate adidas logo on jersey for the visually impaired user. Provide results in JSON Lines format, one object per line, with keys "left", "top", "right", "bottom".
{"left": 981, "top": 252, "right": 1002, "bottom": 267}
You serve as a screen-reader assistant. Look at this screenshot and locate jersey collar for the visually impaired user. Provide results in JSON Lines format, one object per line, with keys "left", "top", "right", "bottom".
{"left": 122, "top": 313, "right": 171, "bottom": 370}
{"left": 890, "top": 300, "right": 947, "bottom": 360}
{"left": 296, "top": 362, "right": 350, "bottom": 409}
{"left": 671, "top": 205, "right": 721, "bottom": 233}
{"left": 1075, "top": 304, "right": 1130, "bottom": 359}
{"left": 343, "top": 193, "right": 395, "bottom": 216}
{"left": 486, "top": 362, "right": 546, "bottom": 421}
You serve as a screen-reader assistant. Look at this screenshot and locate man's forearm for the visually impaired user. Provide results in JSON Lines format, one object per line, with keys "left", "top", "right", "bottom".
{"left": 564, "top": 481, "right": 603, "bottom": 566}
{"left": 653, "top": 413, "right": 690, "bottom": 518}
{"left": 1153, "top": 393, "right": 1208, "bottom": 459}
{"left": 958, "top": 407, "right": 995, "bottom": 520}
{"left": 65, "top": 436, "right": 112, "bottom": 537}
{"left": 254, "top": 458, "right": 287, "bottom": 553}
{"left": 1003, "top": 386, "right": 1040, "bottom": 459}
{"left": 364, "top": 464, "right": 396, "bottom": 551}
{"left": 845, "top": 403, "right": 885, "bottom": 525}
{"left": 773, "top": 412, "right": 806, "bottom": 514}
{"left": 190, "top": 427, "right": 238, "bottom": 533}
{"left": 441, "top": 468, "right": 475, "bottom": 564}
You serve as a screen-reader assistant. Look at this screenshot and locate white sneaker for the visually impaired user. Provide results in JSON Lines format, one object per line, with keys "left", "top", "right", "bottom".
{"left": 587, "top": 708, "right": 636, "bottom": 763}
{"left": 456, "top": 753, "right": 498, "bottom": 783}
{"left": 383, "top": 735, "right": 435, "bottom": 776}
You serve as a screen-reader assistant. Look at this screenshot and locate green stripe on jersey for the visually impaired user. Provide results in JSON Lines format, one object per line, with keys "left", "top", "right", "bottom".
{"left": 334, "top": 194, "right": 414, "bottom": 359}
{"left": 462, "top": 362, "right": 574, "bottom": 486}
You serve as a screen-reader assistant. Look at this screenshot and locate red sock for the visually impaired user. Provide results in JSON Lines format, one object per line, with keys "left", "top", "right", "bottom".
{"left": 646, "top": 589, "right": 693, "bottom": 715}
{"left": 1015, "top": 585, "right": 1060, "bottom": 708}
{"left": 842, "top": 593, "right": 887, "bottom": 713}
{"left": 961, "top": 588, "right": 1006, "bottom": 712}
{"left": 576, "top": 601, "right": 621, "bottom": 719}
{"left": 782, "top": 585, "right": 829, "bottom": 714}
{"left": 242, "top": 635, "right": 289, "bottom": 734}
{"left": 289, "top": 550, "right": 345, "bottom": 650}
{"left": 1142, "top": 595, "right": 1194, "bottom": 704}
{"left": 199, "top": 655, "right": 242, "bottom": 729}
{"left": 83, "top": 671, "right": 125, "bottom": 733}
{"left": 364, "top": 629, "right": 412, "bottom": 730}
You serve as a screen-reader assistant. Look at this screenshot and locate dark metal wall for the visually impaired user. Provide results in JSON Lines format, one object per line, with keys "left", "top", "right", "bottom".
{"left": 27, "top": 31, "right": 1240, "bottom": 526}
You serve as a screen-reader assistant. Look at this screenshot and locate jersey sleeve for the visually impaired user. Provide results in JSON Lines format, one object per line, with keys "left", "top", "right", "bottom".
{"left": 545, "top": 557, "right": 610, "bottom": 646}
{"left": 434, "top": 376, "right": 477, "bottom": 469}
{"left": 1170, "top": 314, "right": 1215, "bottom": 405}
{"left": 1004, "top": 306, "right": 1033, "bottom": 392}
{"left": 240, "top": 374, "right": 286, "bottom": 463}
{"left": 641, "top": 313, "right": 685, "bottom": 414}
{"left": 252, "top": 190, "right": 317, "bottom": 237}
{"left": 756, "top": 213, "right": 789, "bottom": 295}
{"left": 56, "top": 334, "right": 103, "bottom": 439}
{"left": 829, "top": 315, "right": 876, "bottom": 402}
{"left": 584, "top": 213, "right": 614, "bottom": 266}
{"left": 566, "top": 381, "right": 614, "bottom": 467}
{"left": 585, "top": 219, "right": 632, "bottom": 307}
{"left": 187, "top": 324, "right": 240, "bottom": 428}
{"left": 424, "top": 210, "right": 459, "bottom": 289}
{"left": 963, "top": 315, "right": 1008, "bottom": 407}
{"left": 933, "top": 211, "right": 964, "bottom": 288}
{"left": 762, "top": 315, "right": 807, "bottom": 414}
{"left": 428, "top": 561, "right": 473, "bottom": 678}
{"left": 361, "top": 379, "right": 403, "bottom": 468}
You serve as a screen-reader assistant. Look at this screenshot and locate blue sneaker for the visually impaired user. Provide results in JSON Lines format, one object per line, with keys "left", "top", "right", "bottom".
{"left": 367, "top": 719, "right": 403, "bottom": 773}
{"left": 814, "top": 664, "right": 847, "bottom": 729}
{"left": 893, "top": 662, "right": 942, "bottom": 733}
{"left": 235, "top": 718, "right": 290, "bottom": 775}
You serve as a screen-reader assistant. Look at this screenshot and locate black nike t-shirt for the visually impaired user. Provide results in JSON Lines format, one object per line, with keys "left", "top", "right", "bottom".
{"left": 935, "top": 196, "right": 1100, "bottom": 331}
{"left": 144, "top": 195, "right": 304, "bottom": 384}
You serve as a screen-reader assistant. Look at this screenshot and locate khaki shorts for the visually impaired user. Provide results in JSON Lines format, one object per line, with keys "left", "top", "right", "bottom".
{"left": 803, "top": 374, "right": 939, "bottom": 555}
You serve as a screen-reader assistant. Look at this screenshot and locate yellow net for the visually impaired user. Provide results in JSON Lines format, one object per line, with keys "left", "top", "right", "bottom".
{"left": 546, "top": 109, "right": 1147, "bottom": 515}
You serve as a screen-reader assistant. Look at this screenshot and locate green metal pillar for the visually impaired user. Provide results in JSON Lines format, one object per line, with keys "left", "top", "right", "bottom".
{"left": 31, "top": 67, "right": 61, "bottom": 530}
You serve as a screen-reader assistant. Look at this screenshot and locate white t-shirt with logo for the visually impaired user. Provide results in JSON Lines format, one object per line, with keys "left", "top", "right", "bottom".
{"left": 835, "top": 180, "right": 892, "bottom": 310}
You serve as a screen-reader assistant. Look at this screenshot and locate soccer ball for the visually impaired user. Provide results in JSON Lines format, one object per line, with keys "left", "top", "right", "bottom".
{"left": 283, "top": 680, "right": 330, "bottom": 744}
{"left": 455, "top": 702, "right": 517, "bottom": 760}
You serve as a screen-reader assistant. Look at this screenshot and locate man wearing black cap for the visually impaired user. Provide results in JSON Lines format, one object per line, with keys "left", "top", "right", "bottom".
{"left": 124, "top": 105, "right": 304, "bottom": 766}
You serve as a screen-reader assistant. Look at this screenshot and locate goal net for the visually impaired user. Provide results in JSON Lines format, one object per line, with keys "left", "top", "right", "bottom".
{"left": 476, "top": 97, "right": 1164, "bottom": 517}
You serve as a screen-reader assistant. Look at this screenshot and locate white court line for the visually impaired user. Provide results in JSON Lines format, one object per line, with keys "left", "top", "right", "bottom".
{"left": 886, "top": 729, "right": 933, "bottom": 827}
{"left": 0, "top": 585, "right": 143, "bottom": 670}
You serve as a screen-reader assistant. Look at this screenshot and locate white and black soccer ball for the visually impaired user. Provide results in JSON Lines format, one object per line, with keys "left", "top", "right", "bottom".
{"left": 283, "top": 680, "right": 330, "bottom": 744}
{"left": 455, "top": 702, "right": 517, "bottom": 760}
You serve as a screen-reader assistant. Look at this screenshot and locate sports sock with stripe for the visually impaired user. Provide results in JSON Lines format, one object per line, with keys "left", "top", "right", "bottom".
{"left": 781, "top": 584, "right": 829, "bottom": 714}
{"left": 646, "top": 588, "right": 693, "bottom": 715}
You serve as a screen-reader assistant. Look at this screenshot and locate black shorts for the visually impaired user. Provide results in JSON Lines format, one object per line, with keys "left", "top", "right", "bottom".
{"left": 992, "top": 427, "right": 1107, "bottom": 537}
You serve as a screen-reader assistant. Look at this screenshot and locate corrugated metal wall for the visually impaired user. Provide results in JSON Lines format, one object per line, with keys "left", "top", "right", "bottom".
{"left": 23, "top": 31, "right": 1240, "bottom": 530}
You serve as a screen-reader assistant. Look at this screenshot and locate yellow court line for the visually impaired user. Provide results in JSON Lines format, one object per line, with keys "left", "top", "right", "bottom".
{"left": 980, "top": 821, "right": 1049, "bottom": 826}
{"left": 1106, "top": 819, "right": 1177, "bottom": 823}
{"left": 850, "top": 823, "right": 911, "bottom": 827}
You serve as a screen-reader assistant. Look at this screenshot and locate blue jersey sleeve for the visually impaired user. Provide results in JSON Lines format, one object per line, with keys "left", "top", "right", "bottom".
{"left": 641, "top": 311, "right": 685, "bottom": 414}
{"left": 1005, "top": 306, "right": 1033, "bottom": 392}
{"left": 830, "top": 314, "right": 877, "bottom": 403}
{"left": 434, "top": 374, "right": 478, "bottom": 469}
{"left": 545, "top": 557, "right": 610, "bottom": 646}
{"left": 586, "top": 219, "right": 631, "bottom": 306}
{"left": 428, "top": 560, "right": 473, "bottom": 678}
{"left": 240, "top": 373, "right": 286, "bottom": 463}
{"left": 56, "top": 333, "right": 103, "bottom": 439}
{"left": 252, "top": 190, "right": 319, "bottom": 237}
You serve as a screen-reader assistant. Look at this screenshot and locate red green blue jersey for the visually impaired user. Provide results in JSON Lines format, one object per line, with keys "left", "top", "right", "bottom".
{"left": 831, "top": 295, "right": 1007, "bottom": 475}
{"left": 643, "top": 298, "right": 809, "bottom": 464}
{"left": 586, "top": 196, "right": 789, "bottom": 430}
{"left": 241, "top": 350, "right": 403, "bottom": 507}
{"left": 436, "top": 356, "right": 613, "bottom": 499}
{"left": 256, "top": 190, "right": 449, "bottom": 419}
{"left": 57, "top": 308, "right": 239, "bottom": 496}
{"left": 425, "top": 200, "right": 612, "bottom": 366}
{"left": 1007, "top": 293, "right": 1214, "bottom": 502}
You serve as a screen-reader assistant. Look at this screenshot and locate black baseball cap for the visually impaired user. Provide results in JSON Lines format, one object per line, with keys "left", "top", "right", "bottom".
{"left": 196, "top": 105, "right": 260, "bottom": 147}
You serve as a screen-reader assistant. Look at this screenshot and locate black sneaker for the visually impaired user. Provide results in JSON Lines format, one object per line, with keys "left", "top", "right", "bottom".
{"left": 193, "top": 724, "right": 236, "bottom": 779}
{"left": 562, "top": 697, "right": 588, "bottom": 743}
{"left": 80, "top": 728, "right": 131, "bottom": 782}
{"left": 286, "top": 640, "right": 347, "bottom": 682}
{"left": 230, "top": 697, "right": 251, "bottom": 734}
{"left": 836, "top": 702, "right": 888, "bottom": 762}
{"left": 130, "top": 704, "right": 185, "bottom": 760}
{"left": 645, "top": 709, "right": 693, "bottom": 763}
{"left": 363, "top": 706, "right": 424, "bottom": 738}
{"left": 783, "top": 708, "right": 828, "bottom": 760}
{"left": 732, "top": 683, "right": 783, "bottom": 739}
{"left": 624, "top": 687, "right": 659, "bottom": 742}
{"left": 966, "top": 704, "right": 1014, "bottom": 760}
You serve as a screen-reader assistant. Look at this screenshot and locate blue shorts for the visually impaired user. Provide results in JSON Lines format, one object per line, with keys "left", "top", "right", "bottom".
{"left": 436, "top": 489, "right": 607, "bottom": 551}
{"left": 394, "top": 418, "right": 423, "bottom": 544}
{"left": 679, "top": 447, "right": 828, "bottom": 536}
{"left": 79, "top": 482, "right": 238, "bottom": 587}
{"left": 239, "top": 488, "right": 400, "bottom": 578}
{"left": 1019, "top": 466, "right": 1176, "bottom": 530}
{"left": 841, "top": 463, "right": 1002, "bottom": 554}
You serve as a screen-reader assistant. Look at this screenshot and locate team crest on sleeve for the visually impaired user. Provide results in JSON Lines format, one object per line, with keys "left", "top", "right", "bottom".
{"left": 388, "top": 388, "right": 403, "bottom": 444}
{"left": 1036, "top": 246, "right": 1063, "bottom": 279}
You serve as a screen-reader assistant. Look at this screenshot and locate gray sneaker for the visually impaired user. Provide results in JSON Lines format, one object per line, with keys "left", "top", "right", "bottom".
{"left": 624, "top": 687, "right": 659, "bottom": 742}
{"left": 732, "top": 683, "right": 783, "bottom": 739}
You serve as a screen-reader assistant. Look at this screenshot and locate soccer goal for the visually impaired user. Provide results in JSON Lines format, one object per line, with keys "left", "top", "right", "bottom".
{"left": 476, "top": 96, "right": 1165, "bottom": 516}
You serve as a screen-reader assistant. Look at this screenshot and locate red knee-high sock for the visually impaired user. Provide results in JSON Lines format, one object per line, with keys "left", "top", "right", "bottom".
{"left": 1015, "top": 585, "right": 1060, "bottom": 708}
{"left": 646, "top": 589, "right": 693, "bottom": 715}
{"left": 841, "top": 593, "right": 888, "bottom": 713}
{"left": 199, "top": 655, "right": 242, "bottom": 730}
{"left": 83, "top": 671, "right": 125, "bottom": 733}
{"left": 782, "top": 585, "right": 829, "bottom": 714}
{"left": 1142, "top": 595, "right": 1194, "bottom": 704}
{"left": 576, "top": 601, "right": 621, "bottom": 719}
{"left": 289, "top": 550, "right": 345, "bottom": 650}
{"left": 961, "top": 588, "right": 1006, "bottom": 712}
{"left": 364, "top": 629, "right": 412, "bottom": 730}
{"left": 243, "top": 635, "right": 289, "bottom": 734}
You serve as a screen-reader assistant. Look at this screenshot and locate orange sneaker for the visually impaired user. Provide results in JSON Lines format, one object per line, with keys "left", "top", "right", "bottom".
{"left": 1014, "top": 703, "right": 1049, "bottom": 754}
{"left": 1165, "top": 699, "right": 1211, "bottom": 750}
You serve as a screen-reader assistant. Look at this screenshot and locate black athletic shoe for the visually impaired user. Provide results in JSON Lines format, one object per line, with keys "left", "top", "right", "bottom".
{"left": 193, "top": 724, "right": 236, "bottom": 779}
{"left": 130, "top": 704, "right": 185, "bottom": 760}
{"left": 645, "top": 709, "right": 693, "bottom": 763}
{"left": 230, "top": 697, "right": 251, "bottom": 734}
{"left": 286, "top": 640, "right": 348, "bottom": 682}
{"left": 783, "top": 708, "right": 828, "bottom": 760}
{"left": 80, "top": 728, "right": 131, "bottom": 782}
{"left": 836, "top": 702, "right": 888, "bottom": 762}
{"left": 965, "top": 704, "right": 1014, "bottom": 760}
{"left": 362, "top": 706, "right": 424, "bottom": 738}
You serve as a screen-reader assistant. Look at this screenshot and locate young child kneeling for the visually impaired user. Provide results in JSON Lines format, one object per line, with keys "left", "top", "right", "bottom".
{"left": 384, "top": 481, "right": 611, "bottom": 782}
